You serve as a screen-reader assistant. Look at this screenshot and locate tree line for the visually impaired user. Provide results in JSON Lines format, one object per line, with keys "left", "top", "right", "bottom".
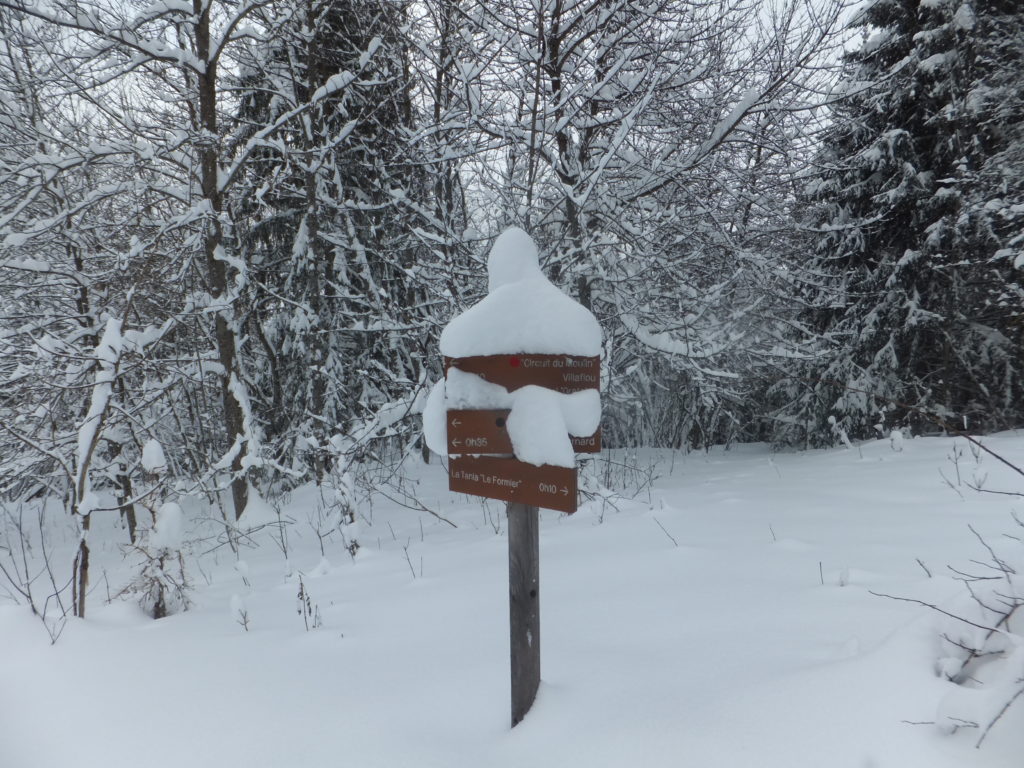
{"left": 1, "top": 0, "right": 1021, "bottom": 606}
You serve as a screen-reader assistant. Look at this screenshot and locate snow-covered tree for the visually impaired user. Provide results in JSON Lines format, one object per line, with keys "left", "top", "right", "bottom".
{"left": 0, "top": 0, "right": 410, "bottom": 614}
{"left": 229, "top": 0, "right": 438, "bottom": 489}
{"left": 777, "top": 0, "right": 1024, "bottom": 445}
{"left": 458, "top": 0, "right": 848, "bottom": 447}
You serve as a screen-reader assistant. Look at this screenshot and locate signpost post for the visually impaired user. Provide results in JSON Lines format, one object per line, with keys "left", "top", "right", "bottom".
{"left": 507, "top": 500, "right": 539, "bottom": 727}
{"left": 429, "top": 227, "right": 602, "bottom": 728}
{"left": 445, "top": 352, "right": 599, "bottom": 725}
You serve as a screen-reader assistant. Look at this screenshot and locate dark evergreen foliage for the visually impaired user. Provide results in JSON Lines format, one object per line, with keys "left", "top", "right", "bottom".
{"left": 230, "top": 0, "right": 432, "bottom": 487}
{"left": 774, "top": 0, "right": 1024, "bottom": 445}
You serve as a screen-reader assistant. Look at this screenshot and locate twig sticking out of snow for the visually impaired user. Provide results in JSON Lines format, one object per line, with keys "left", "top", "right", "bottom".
{"left": 869, "top": 591, "right": 999, "bottom": 633}
{"left": 652, "top": 516, "right": 678, "bottom": 547}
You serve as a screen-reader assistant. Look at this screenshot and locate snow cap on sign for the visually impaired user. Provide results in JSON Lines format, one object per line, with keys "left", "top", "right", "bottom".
{"left": 440, "top": 228, "right": 601, "bottom": 357}
{"left": 505, "top": 386, "right": 576, "bottom": 468}
{"left": 487, "top": 227, "right": 543, "bottom": 292}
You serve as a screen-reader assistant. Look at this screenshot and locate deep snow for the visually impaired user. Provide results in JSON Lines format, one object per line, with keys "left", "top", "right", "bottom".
{"left": 2, "top": 433, "right": 1024, "bottom": 768}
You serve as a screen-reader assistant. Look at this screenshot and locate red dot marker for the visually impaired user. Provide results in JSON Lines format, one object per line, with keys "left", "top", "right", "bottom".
{"left": 509, "top": 356, "right": 521, "bottom": 367}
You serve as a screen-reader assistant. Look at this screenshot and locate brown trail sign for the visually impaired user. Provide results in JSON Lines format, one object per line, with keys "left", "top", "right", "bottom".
{"left": 447, "top": 409, "right": 601, "bottom": 455}
{"left": 444, "top": 352, "right": 600, "bottom": 728}
{"left": 444, "top": 354, "right": 599, "bottom": 395}
{"left": 449, "top": 455, "right": 577, "bottom": 515}
{"left": 434, "top": 228, "right": 603, "bottom": 728}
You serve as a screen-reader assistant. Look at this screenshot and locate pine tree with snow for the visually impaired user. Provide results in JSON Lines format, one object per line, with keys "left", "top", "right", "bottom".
{"left": 231, "top": 0, "right": 432, "bottom": 487}
{"left": 783, "top": 0, "right": 1024, "bottom": 444}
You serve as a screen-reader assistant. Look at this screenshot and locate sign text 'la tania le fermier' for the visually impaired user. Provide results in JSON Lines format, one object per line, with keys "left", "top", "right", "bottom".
{"left": 448, "top": 455, "right": 577, "bottom": 515}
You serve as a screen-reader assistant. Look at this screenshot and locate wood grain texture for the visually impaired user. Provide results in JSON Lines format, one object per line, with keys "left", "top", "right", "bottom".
{"left": 508, "top": 502, "right": 540, "bottom": 727}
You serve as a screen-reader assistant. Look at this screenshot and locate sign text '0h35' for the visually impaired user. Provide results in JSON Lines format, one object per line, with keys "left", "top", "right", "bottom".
{"left": 446, "top": 409, "right": 600, "bottom": 455}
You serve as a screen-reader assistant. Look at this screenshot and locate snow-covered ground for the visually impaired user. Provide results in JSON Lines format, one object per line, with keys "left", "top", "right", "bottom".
{"left": 3, "top": 433, "right": 1024, "bottom": 768}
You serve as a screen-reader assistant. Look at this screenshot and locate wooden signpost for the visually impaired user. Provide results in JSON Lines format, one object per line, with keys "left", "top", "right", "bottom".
{"left": 435, "top": 228, "right": 602, "bottom": 728}
{"left": 445, "top": 353, "right": 597, "bottom": 516}
{"left": 445, "top": 352, "right": 600, "bottom": 726}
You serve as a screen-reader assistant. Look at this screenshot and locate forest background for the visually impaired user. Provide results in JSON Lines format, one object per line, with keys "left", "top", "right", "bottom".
{"left": 0, "top": 0, "right": 1022, "bottom": 618}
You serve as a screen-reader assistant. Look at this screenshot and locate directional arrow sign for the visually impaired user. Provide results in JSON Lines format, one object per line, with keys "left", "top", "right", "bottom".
{"left": 444, "top": 354, "right": 599, "bottom": 394}
{"left": 449, "top": 455, "right": 577, "bottom": 514}
{"left": 447, "top": 409, "right": 600, "bottom": 455}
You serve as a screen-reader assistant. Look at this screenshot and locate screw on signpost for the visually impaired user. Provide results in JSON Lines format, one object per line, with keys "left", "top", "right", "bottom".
{"left": 508, "top": 501, "right": 540, "bottom": 727}
{"left": 424, "top": 227, "right": 602, "bottom": 728}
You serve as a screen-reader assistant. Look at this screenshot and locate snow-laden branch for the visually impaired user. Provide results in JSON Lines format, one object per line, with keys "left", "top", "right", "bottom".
{"left": 619, "top": 312, "right": 737, "bottom": 371}
{"left": 74, "top": 317, "right": 123, "bottom": 516}
{"left": 0, "top": 0, "right": 206, "bottom": 72}
{"left": 219, "top": 67, "right": 370, "bottom": 194}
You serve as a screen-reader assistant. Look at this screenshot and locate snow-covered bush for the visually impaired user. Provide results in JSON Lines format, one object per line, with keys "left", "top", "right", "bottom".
{"left": 0, "top": 503, "right": 73, "bottom": 642}
{"left": 120, "top": 502, "right": 191, "bottom": 619}
{"left": 932, "top": 523, "right": 1024, "bottom": 746}
{"left": 924, "top": 440, "right": 1024, "bottom": 745}
{"left": 877, "top": 437, "right": 1024, "bottom": 747}
{"left": 579, "top": 451, "right": 663, "bottom": 520}
{"left": 308, "top": 469, "right": 360, "bottom": 558}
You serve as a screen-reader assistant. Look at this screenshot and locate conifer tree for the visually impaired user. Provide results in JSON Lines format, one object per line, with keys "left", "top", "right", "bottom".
{"left": 231, "top": 0, "right": 431, "bottom": 486}
{"left": 780, "top": 0, "right": 1024, "bottom": 444}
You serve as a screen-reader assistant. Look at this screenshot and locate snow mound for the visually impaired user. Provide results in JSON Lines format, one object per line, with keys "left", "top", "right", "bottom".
{"left": 422, "top": 379, "right": 449, "bottom": 456}
{"left": 505, "top": 386, "right": 576, "bottom": 467}
{"left": 149, "top": 502, "right": 184, "bottom": 550}
{"left": 141, "top": 438, "right": 167, "bottom": 473}
{"left": 487, "top": 226, "right": 543, "bottom": 292}
{"left": 440, "top": 228, "right": 600, "bottom": 357}
{"left": 444, "top": 367, "right": 514, "bottom": 409}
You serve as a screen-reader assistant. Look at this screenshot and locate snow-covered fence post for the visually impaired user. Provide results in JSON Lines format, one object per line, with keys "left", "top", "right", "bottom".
{"left": 423, "top": 227, "right": 602, "bottom": 726}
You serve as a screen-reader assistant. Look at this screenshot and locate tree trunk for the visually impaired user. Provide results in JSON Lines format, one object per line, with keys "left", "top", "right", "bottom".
{"left": 195, "top": 0, "right": 248, "bottom": 519}
{"left": 72, "top": 515, "right": 90, "bottom": 618}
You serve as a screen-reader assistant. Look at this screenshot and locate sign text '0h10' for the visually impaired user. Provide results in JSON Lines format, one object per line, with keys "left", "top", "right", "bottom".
{"left": 448, "top": 455, "right": 577, "bottom": 514}
{"left": 444, "top": 354, "right": 599, "bottom": 395}
{"left": 447, "top": 409, "right": 601, "bottom": 455}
